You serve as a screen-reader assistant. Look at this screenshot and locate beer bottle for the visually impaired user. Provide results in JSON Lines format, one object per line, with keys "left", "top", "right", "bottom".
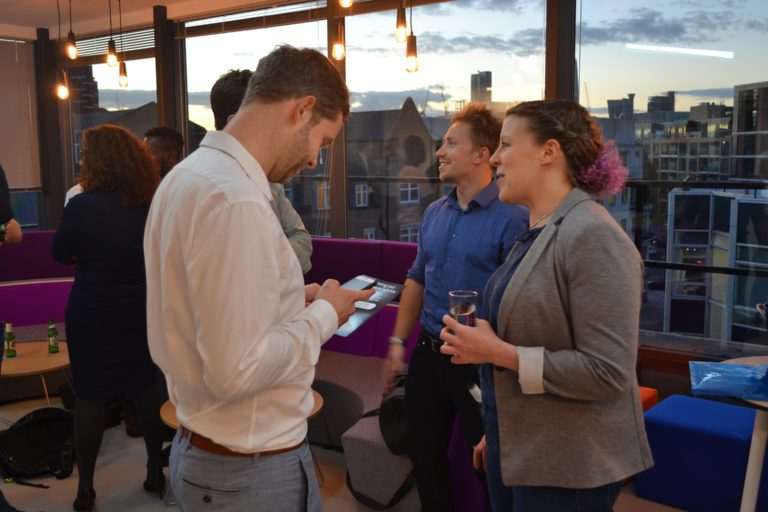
{"left": 4, "top": 322, "right": 16, "bottom": 358}
{"left": 47, "top": 319, "right": 59, "bottom": 354}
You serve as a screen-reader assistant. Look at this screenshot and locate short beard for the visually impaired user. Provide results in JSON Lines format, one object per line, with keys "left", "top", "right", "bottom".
{"left": 272, "top": 123, "right": 311, "bottom": 183}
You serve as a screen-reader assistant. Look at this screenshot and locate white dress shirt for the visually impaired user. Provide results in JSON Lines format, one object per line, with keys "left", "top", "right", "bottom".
{"left": 64, "top": 184, "right": 82, "bottom": 206}
{"left": 144, "top": 131, "right": 338, "bottom": 453}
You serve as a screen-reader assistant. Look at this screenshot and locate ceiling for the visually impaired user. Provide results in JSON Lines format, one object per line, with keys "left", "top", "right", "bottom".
{"left": 0, "top": 0, "right": 284, "bottom": 41}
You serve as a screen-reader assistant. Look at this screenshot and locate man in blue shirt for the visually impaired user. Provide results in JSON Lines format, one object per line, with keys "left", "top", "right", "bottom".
{"left": 382, "top": 103, "right": 527, "bottom": 511}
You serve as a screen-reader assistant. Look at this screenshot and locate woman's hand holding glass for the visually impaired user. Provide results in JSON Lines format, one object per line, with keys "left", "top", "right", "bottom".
{"left": 439, "top": 314, "right": 517, "bottom": 369}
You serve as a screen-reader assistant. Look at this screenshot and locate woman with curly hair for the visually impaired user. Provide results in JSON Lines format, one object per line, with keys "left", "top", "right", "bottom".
{"left": 438, "top": 100, "right": 653, "bottom": 511}
{"left": 52, "top": 124, "right": 166, "bottom": 511}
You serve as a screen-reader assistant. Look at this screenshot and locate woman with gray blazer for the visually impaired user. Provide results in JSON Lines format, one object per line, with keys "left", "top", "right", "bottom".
{"left": 439, "top": 99, "right": 653, "bottom": 511}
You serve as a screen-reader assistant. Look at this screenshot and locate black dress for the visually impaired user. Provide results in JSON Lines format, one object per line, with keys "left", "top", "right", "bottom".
{"left": 52, "top": 191, "right": 156, "bottom": 400}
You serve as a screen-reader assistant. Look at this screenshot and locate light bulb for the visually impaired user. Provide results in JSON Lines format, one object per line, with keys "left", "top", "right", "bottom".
{"left": 339, "top": 0, "right": 353, "bottom": 7}
{"left": 395, "top": 8, "right": 407, "bottom": 43}
{"left": 332, "top": 42, "right": 346, "bottom": 61}
{"left": 56, "top": 83, "right": 70, "bottom": 100}
{"left": 118, "top": 61, "right": 128, "bottom": 88}
{"left": 107, "top": 39, "right": 118, "bottom": 67}
{"left": 405, "top": 34, "right": 418, "bottom": 73}
{"left": 56, "top": 68, "right": 70, "bottom": 100}
{"left": 66, "top": 32, "right": 78, "bottom": 60}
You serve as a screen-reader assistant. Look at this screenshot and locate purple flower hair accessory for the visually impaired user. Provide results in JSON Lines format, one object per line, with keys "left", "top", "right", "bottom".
{"left": 578, "top": 140, "right": 628, "bottom": 199}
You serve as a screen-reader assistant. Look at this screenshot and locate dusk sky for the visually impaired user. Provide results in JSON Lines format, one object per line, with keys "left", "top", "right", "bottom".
{"left": 92, "top": 0, "right": 768, "bottom": 130}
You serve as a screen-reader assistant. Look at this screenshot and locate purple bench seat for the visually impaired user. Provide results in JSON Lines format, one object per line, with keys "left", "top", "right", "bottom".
{"left": 0, "top": 231, "right": 74, "bottom": 283}
{"left": 0, "top": 278, "right": 72, "bottom": 326}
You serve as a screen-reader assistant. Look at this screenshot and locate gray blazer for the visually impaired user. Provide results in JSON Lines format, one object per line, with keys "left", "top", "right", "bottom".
{"left": 493, "top": 187, "right": 653, "bottom": 488}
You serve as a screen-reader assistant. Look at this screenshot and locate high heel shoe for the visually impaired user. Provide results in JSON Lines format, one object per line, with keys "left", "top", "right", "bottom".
{"left": 72, "top": 486, "right": 96, "bottom": 512}
{"left": 143, "top": 468, "right": 165, "bottom": 497}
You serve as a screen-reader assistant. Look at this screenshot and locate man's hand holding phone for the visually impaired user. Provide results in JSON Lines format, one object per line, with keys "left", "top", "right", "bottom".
{"left": 316, "top": 279, "right": 375, "bottom": 326}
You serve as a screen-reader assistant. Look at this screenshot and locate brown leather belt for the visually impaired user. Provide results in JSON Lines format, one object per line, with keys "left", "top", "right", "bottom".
{"left": 180, "top": 426, "right": 303, "bottom": 458}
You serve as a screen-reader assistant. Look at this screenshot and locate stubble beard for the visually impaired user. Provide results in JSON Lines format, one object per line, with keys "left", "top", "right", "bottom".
{"left": 273, "top": 124, "right": 311, "bottom": 184}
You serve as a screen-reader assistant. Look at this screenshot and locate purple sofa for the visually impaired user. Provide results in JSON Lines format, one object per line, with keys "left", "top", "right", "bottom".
{"left": 0, "top": 231, "right": 74, "bottom": 327}
{"left": 0, "top": 231, "right": 74, "bottom": 283}
{"left": 0, "top": 279, "right": 72, "bottom": 327}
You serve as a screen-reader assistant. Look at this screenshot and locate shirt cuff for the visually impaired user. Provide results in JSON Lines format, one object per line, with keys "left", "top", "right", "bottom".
{"left": 517, "top": 346, "right": 545, "bottom": 394}
{"left": 306, "top": 299, "right": 339, "bottom": 341}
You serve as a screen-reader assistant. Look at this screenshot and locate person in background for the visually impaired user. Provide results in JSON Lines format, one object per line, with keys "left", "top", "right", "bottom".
{"left": 439, "top": 99, "right": 653, "bottom": 511}
{"left": 144, "top": 45, "right": 373, "bottom": 512}
{"left": 210, "top": 68, "right": 313, "bottom": 273}
{"left": 52, "top": 125, "right": 167, "bottom": 511}
{"left": 0, "top": 164, "right": 21, "bottom": 245}
{"left": 0, "top": 164, "right": 24, "bottom": 512}
{"left": 382, "top": 103, "right": 528, "bottom": 512}
{"left": 65, "top": 126, "right": 184, "bottom": 208}
{"left": 143, "top": 127, "right": 184, "bottom": 178}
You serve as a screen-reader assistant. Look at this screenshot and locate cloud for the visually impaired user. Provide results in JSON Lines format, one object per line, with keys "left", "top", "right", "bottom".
{"left": 676, "top": 87, "right": 733, "bottom": 99}
{"left": 351, "top": 88, "right": 452, "bottom": 113}
{"left": 188, "top": 91, "right": 212, "bottom": 106}
{"left": 355, "top": 4, "right": 758, "bottom": 59}
{"left": 745, "top": 18, "right": 768, "bottom": 31}
{"left": 580, "top": 7, "right": 739, "bottom": 46}
{"left": 676, "top": 0, "right": 742, "bottom": 7}
{"left": 460, "top": 0, "right": 534, "bottom": 12}
{"left": 406, "top": 28, "right": 544, "bottom": 57}
{"left": 98, "top": 89, "right": 157, "bottom": 110}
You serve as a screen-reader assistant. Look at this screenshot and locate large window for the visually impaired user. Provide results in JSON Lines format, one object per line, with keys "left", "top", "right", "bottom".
{"left": 578, "top": 0, "right": 768, "bottom": 345}
{"left": 62, "top": 28, "right": 159, "bottom": 197}
{"left": 0, "top": 40, "right": 40, "bottom": 228}
{"left": 184, "top": 17, "right": 330, "bottom": 235}
{"left": 344, "top": 1, "right": 546, "bottom": 241}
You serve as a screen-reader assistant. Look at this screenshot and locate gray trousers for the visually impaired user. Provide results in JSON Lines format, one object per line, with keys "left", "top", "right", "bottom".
{"left": 169, "top": 429, "right": 322, "bottom": 511}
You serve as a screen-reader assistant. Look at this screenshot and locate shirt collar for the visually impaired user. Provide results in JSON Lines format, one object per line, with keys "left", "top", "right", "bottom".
{"left": 443, "top": 179, "right": 500, "bottom": 210}
{"left": 199, "top": 131, "right": 272, "bottom": 201}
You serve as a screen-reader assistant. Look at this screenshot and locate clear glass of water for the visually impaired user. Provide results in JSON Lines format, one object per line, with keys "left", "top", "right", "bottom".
{"left": 448, "top": 290, "right": 478, "bottom": 327}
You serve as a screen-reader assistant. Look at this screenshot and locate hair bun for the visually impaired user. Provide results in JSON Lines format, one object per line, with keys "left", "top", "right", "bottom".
{"left": 577, "top": 140, "right": 628, "bottom": 199}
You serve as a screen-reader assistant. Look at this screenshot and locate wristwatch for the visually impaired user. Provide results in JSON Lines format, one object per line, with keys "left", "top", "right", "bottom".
{"left": 388, "top": 336, "right": 405, "bottom": 346}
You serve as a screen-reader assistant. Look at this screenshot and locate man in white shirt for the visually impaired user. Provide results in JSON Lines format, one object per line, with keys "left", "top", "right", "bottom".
{"left": 210, "top": 68, "right": 314, "bottom": 273}
{"left": 144, "top": 45, "right": 372, "bottom": 512}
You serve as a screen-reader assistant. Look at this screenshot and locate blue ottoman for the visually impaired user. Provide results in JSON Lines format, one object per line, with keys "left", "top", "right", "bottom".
{"left": 635, "top": 394, "right": 768, "bottom": 512}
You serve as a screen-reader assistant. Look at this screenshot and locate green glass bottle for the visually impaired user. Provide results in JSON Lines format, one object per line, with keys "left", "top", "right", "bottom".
{"left": 4, "top": 322, "right": 16, "bottom": 358}
{"left": 47, "top": 319, "right": 59, "bottom": 354}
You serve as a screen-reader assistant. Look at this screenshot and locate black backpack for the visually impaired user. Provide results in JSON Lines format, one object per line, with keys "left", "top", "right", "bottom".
{"left": 0, "top": 407, "right": 75, "bottom": 488}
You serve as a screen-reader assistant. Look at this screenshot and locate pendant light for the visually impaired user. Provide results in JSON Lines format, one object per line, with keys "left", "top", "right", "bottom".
{"left": 395, "top": 3, "right": 407, "bottom": 44}
{"left": 55, "top": 0, "right": 70, "bottom": 99}
{"left": 65, "top": 0, "right": 77, "bottom": 59}
{"left": 331, "top": 18, "right": 345, "bottom": 61}
{"left": 106, "top": 0, "right": 118, "bottom": 67}
{"left": 56, "top": 68, "right": 70, "bottom": 100}
{"left": 117, "top": 0, "right": 128, "bottom": 87}
{"left": 339, "top": 0, "right": 353, "bottom": 8}
{"left": 405, "top": 0, "right": 418, "bottom": 72}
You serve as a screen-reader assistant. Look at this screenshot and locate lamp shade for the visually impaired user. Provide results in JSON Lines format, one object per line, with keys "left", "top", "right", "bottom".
{"left": 332, "top": 22, "right": 345, "bottom": 60}
{"left": 406, "top": 34, "right": 418, "bottom": 72}
{"left": 118, "top": 61, "right": 128, "bottom": 88}
{"left": 56, "top": 68, "right": 70, "bottom": 100}
{"left": 395, "top": 7, "right": 407, "bottom": 43}
{"left": 66, "top": 31, "right": 77, "bottom": 60}
{"left": 107, "top": 39, "right": 118, "bottom": 67}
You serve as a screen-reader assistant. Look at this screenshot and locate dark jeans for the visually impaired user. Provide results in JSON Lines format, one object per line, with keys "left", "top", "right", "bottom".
{"left": 483, "top": 405, "right": 623, "bottom": 512}
{"left": 0, "top": 489, "right": 15, "bottom": 512}
{"left": 405, "top": 346, "right": 486, "bottom": 512}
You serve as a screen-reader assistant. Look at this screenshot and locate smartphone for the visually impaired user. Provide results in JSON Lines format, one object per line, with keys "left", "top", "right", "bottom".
{"left": 342, "top": 274, "right": 377, "bottom": 291}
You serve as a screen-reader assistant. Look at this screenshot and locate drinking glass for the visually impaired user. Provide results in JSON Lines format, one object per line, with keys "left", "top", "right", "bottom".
{"left": 448, "top": 290, "right": 478, "bottom": 327}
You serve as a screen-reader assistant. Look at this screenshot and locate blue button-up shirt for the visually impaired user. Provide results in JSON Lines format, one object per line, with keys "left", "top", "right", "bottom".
{"left": 407, "top": 180, "right": 528, "bottom": 336}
